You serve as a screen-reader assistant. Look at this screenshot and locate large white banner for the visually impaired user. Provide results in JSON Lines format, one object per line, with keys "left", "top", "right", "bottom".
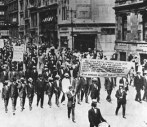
{"left": 80, "top": 59, "right": 135, "bottom": 77}
{"left": 13, "top": 46, "right": 24, "bottom": 61}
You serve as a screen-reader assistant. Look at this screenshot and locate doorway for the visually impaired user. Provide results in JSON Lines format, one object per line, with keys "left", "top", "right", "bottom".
{"left": 120, "top": 52, "right": 126, "bottom": 61}
{"left": 74, "top": 34, "right": 96, "bottom": 52}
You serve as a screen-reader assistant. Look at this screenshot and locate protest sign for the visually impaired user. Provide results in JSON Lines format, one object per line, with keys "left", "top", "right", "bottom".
{"left": 13, "top": 46, "right": 24, "bottom": 61}
{"left": 80, "top": 59, "right": 135, "bottom": 77}
{"left": 0, "top": 39, "right": 4, "bottom": 48}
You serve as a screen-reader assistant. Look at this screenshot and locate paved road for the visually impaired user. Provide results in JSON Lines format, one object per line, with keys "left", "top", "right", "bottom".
{"left": 0, "top": 78, "right": 147, "bottom": 127}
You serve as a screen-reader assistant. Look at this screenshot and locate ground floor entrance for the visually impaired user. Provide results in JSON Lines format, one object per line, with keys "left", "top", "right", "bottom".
{"left": 74, "top": 34, "right": 96, "bottom": 52}
{"left": 120, "top": 52, "right": 126, "bottom": 61}
{"left": 140, "top": 53, "right": 147, "bottom": 64}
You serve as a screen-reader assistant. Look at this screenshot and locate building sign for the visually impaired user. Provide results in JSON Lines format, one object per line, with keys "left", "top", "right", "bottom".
{"left": 136, "top": 44, "right": 147, "bottom": 52}
{"left": 73, "top": 27, "right": 96, "bottom": 32}
{"left": 116, "top": 43, "right": 128, "bottom": 50}
{"left": 80, "top": 59, "right": 135, "bottom": 77}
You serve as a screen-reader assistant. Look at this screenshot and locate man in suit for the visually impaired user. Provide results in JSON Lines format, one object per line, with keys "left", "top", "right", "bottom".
{"left": 53, "top": 75, "right": 62, "bottom": 107}
{"left": 72, "top": 75, "right": 81, "bottom": 104}
{"left": 134, "top": 70, "right": 144, "bottom": 103}
{"left": 115, "top": 84, "right": 127, "bottom": 118}
{"left": 88, "top": 100, "right": 106, "bottom": 127}
{"left": 10, "top": 77, "right": 19, "bottom": 115}
{"left": 31, "top": 66, "right": 38, "bottom": 91}
{"left": 27, "top": 78, "right": 34, "bottom": 111}
{"left": 46, "top": 77, "right": 54, "bottom": 107}
{"left": 90, "top": 77, "right": 101, "bottom": 103}
{"left": 67, "top": 86, "right": 76, "bottom": 122}
{"left": 8, "top": 66, "right": 17, "bottom": 82}
{"left": 142, "top": 70, "right": 147, "bottom": 101}
{"left": 2, "top": 81, "right": 10, "bottom": 113}
{"left": 36, "top": 74, "right": 45, "bottom": 108}
{"left": 80, "top": 76, "right": 89, "bottom": 103}
{"left": 104, "top": 77, "right": 113, "bottom": 102}
{"left": 18, "top": 77, "right": 27, "bottom": 112}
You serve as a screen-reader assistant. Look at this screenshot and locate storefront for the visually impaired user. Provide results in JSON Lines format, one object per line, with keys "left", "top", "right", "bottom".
{"left": 39, "top": 8, "right": 58, "bottom": 48}
{"left": 59, "top": 26, "right": 98, "bottom": 51}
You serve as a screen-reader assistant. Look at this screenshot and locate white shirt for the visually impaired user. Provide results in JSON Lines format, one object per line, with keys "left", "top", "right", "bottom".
{"left": 62, "top": 78, "right": 71, "bottom": 93}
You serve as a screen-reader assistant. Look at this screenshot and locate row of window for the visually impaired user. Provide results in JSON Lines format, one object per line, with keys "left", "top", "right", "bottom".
{"left": 117, "top": 14, "right": 147, "bottom": 41}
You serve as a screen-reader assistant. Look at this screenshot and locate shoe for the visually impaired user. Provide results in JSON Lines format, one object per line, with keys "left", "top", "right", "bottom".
{"left": 29, "top": 107, "right": 32, "bottom": 111}
{"left": 41, "top": 106, "right": 43, "bottom": 108}
{"left": 72, "top": 120, "right": 76, "bottom": 123}
{"left": 78, "top": 102, "right": 81, "bottom": 105}
{"left": 13, "top": 113, "right": 15, "bottom": 115}
{"left": 139, "top": 101, "right": 142, "bottom": 103}
{"left": 123, "top": 116, "right": 126, "bottom": 119}
{"left": 115, "top": 112, "right": 118, "bottom": 116}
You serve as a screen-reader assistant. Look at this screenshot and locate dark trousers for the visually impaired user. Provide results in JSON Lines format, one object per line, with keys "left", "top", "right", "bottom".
{"left": 55, "top": 91, "right": 61, "bottom": 106}
{"left": 68, "top": 106, "right": 75, "bottom": 121}
{"left": 106, "top": 89, "right": 112, "bottom": 102}
{"left": 76, "top": 92, "right": 81, "bottom": 103}
{"left": 90, "top": 123, "right": 98, "bottom": 127}
{"left": 142, "top": 89, "right": 147, "bottom": 100}
{"left": 115, "top": 101, "right": 126, "bottom": 117}
{"left": 135, "top": 89, "right": 141, "bottom": 101}
{"left": 37, "top": 93, "right": 44, "bottom": 107}
{"left": 11, "top": 97, "right": 17, "bottom": 112}
{"left": 28, "top": 96, "right": 34, "bottom": 107}
{"left": 20, "top": 97, "right": 26, "bottom": 110}
{"left": 81, "top": 88, "right": 89, "bottom": 103}
{"left": 48, "top": 93, "right": 53, "bottom": 106}
{"left": 4, "top": 98, "right": 9, "bottom": 112}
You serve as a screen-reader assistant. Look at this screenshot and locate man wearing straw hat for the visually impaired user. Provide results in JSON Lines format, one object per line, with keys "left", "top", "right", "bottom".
{"left": 88, "top": 99, "right": 107, "bottom": 127}
{"left": 134, "top": 70, "right": 144, "bottom": 103}
{"left": 115, "top": 83, "right": 127, "bottom": 118}
{"left": 142, "top": 70, "right": 147, "bottom": 101}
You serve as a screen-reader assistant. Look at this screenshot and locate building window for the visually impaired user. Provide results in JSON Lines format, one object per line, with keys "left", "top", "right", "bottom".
{"left": 62, "top": 6, "right": 67, "bottom": 20}
{"left": 31, "top": 13, "right": 37, "bottom": 27}
{"left": 122, "top": 15, "right": 127, "bottom": 41}
{"left": 101, "top": 28, "right": 115, "bottom": 35}
{"left": 143, "top": 14, "right": 147, "bottom": 41}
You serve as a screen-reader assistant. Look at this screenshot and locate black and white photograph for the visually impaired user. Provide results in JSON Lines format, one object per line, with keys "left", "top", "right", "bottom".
{"left": 0, "top": 0, "right": 147, "bottom": 127}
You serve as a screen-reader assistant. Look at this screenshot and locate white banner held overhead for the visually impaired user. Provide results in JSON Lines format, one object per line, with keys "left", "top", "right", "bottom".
{"left": 13, "top": 46, "right": 24, "bottom": 61}
{"left": 80, "top": 59, "right": 135, "bottom": 77}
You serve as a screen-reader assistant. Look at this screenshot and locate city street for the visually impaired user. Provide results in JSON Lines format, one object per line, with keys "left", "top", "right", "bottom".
{"left": 0, "top": 78, "right": 147, "bottom": 127}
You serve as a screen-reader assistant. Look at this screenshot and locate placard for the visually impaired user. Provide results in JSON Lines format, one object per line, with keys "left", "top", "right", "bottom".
{"left": 13, "top": 46, "right": 24, "bottom": 61}
{"left": 80, "top": 59, "right": 135, "bottom": 77}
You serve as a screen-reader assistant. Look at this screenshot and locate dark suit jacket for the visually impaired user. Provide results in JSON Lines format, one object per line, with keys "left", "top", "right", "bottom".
{"left": 104, "top": 77, "right": 113, "bottom": 91}
{"left": 1, "top": 71, "right": 8, "bottom": 83}
{"left": 134, "top": 75, "right": 144, "bottom": 90}
{"left": 27, "top": 84, "right": 34, "bottom": 97}
{"left": 88, "top": 108, "right": 106, "bottom": 126}
{"left": 31, "top": 70, "right": 38, "bottom": 82}
{"left": 2, "top": 85, "right": 10, "bottom": 99}
{"left": 36, "top": 79, "right": 45, "bottom": 94}
{"left": 67, "top": 91, "right": 76, "bottom": 107}
{"left": 46, "top": 82, "right": 54, "bottom": 95}
{"left": 53, "top": 80, "right": 62, "bottom": 92}
{"left": 10, "top": 83, "right": 18, "bottom": 98}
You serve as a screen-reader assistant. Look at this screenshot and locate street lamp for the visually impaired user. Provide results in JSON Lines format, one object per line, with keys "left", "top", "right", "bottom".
{"left": 67, "top": 8, "right": 76, "bottom": 50}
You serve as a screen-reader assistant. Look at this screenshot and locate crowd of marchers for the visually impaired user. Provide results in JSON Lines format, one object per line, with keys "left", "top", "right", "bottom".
{"left": 0, "top": 39, "right": 147, "bottom": 127}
